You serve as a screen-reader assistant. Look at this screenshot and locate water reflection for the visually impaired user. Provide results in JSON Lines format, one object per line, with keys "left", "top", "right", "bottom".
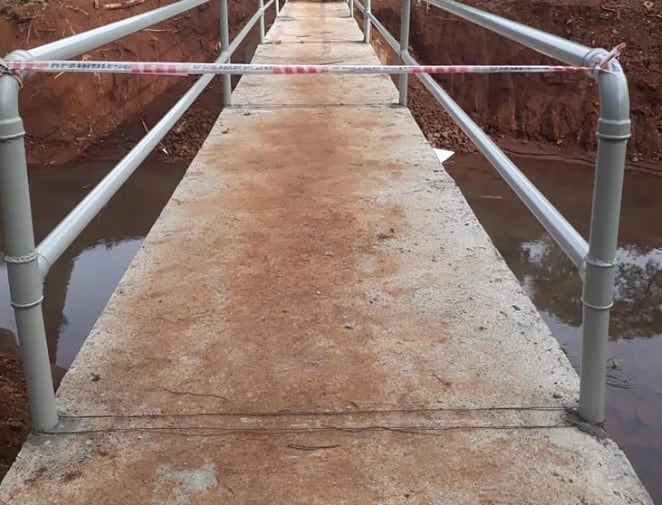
{"left": 446, "top": 153, "right": 662, "bottom": 502}
{"left": 56, "top": 239, "right": 142, "bottom": 367}
{"left": 0, "top": 159, "right": 187, "bottom": 370}
{"left": 518, "top": 236, "right": 662, "bottom": 341}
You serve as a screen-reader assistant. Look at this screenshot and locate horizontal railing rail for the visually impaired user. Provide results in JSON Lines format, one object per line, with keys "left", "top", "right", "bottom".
{"left": 36, "top": 0, "right": 278, "bottom": 277}
{"left": 350, "top": 0, "right": 630, "bottom": 424}
{"left": 0, "top": 0, "right": 284, "bottom": 431}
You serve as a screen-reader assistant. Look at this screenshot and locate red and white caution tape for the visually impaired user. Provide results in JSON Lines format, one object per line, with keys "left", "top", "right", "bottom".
{"left": 0, "top": 44, "right": 625, "bottom": 78}
{"left": 594, "top": 42, "right": 626, "bottom": 71}
{"left": 0, "top": 60, "right": 597, "bottom": 76}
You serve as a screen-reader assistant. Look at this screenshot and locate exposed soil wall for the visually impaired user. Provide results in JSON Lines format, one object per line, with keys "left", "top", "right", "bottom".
{"left": 368, "top": 0, "right": 660, "bottom": 171}
{"left": 0, "top": 0, "right": 271, "bottom": 165}
{"left": 1, "top": 0, "right": 660, "bottom": 168}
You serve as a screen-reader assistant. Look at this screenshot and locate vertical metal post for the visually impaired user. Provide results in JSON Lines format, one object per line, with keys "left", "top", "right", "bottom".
{"left": 363, "top": 0, "right": 372, "bottom": 44}
{"left": 275, "top": 0, "right": 280, "bottom": 16}
{"left": 258, "top": 0, "right": 265, "bottom": 44}
{"left": 0, "top": 73, "right": 58, "bottom": 432}
{"left": 219, "top": 0, "right": 231, "bottom": 106}
{"left": 398, "top": 0, "right": 412, "bottom": 106}
{"left": 349, "top": 0, "right": 354, "bottom": 18}
{"left": 578, "top": 56, "right": 631, "bottom": 424}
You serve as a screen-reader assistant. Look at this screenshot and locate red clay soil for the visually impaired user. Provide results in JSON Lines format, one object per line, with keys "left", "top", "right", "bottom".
{"left": 368, "top": 0, "right": 661, "bottom": 173}
{"left": 0, "top": 354, "right": 29, "bottom": 482}
{"left": 0, "top": 0, "right": 271, "bottom": 165}
{"left": 2, "top": 0, "right": 660, "bottom": 170}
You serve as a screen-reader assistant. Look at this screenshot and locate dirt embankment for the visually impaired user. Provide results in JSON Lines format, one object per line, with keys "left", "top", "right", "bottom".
{"left": 369, "top": 0, "right": 661, "bottom": 172}
{"left": 0, "top": 0, "right": 269, "bottom": 164}
{"left": 1, "top": 0, "right": 660, "bottom": 168}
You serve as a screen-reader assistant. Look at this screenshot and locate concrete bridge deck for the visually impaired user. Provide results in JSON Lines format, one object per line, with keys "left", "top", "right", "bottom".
{"left": 0, "top": 2, "right": 652, "bottom": 503}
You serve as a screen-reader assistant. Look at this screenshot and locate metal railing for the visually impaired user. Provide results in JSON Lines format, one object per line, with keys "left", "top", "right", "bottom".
{"left": 0, "top": 0, "right": 284, "bottom": 431}
{"left": 350, "top": 0, "right": 630, "bottom": 424}
{"left": 0, "top": 0, "right": 629, "bottom": 432}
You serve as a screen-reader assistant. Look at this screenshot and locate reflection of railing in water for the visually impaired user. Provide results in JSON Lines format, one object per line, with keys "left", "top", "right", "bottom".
{"left": 519, "top": 236, "right": 662, "bottom": 341}
{"left": 350, "top": 0, "right": 630, "bottom": 424}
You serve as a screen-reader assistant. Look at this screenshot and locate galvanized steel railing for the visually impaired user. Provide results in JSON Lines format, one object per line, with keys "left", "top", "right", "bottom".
{"left": 0, "top": 0, "right": 284, "bottom": 431}
{"left": 0, "top": 0, "right": 629, "bottom": 432}
{"left": 351, "top": 0, "right": 630, "bottom": 425}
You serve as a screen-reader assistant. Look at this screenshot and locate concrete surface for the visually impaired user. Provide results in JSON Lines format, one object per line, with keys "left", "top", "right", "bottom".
{"left": 0, "top": 2, "right": 653, "bottom": 504}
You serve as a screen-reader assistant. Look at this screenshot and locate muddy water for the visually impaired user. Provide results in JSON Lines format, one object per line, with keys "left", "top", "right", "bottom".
{"left": 0, "top": 160, "right": 187, "bottom": 372}
{"left": 446, "top": 154, "right": 662, "bottom": 501}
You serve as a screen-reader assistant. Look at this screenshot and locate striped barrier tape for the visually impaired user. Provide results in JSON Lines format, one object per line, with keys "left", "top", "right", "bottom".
{"left": 0, "top": 43, "right": 625, "bottom": 81}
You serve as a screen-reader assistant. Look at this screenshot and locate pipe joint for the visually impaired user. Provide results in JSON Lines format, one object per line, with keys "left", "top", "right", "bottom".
{"left": 4, "top": 251, "right": 37, "bottom": 265}
{"left": 581, "top": 256, "right": 618, "bottom": 312}
{"left": 11, "top": 294, "right": 44, "bottom": 310}
{"left": 584, "top": 255, "right": 617, "bottom": 270}
{"left": 596, "top": 113, "right": 631, "bottom": 142}
{"left": 0, "top": 116, "right": 25, "bottom": 141}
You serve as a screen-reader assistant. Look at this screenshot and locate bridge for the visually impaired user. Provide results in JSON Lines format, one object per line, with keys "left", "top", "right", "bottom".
{"left": 0, "top": 0, "right": 653, "bottom": 502}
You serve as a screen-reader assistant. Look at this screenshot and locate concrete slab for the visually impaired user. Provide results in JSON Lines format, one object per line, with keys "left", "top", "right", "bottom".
{"left": 231, "top": 43, "right": 397, "bottom": 106}
{"left": 0, "top": 2, "right": 652, "bottom": 504}
{"left": 264, "top": 2, "right": 362, "bottom": 43}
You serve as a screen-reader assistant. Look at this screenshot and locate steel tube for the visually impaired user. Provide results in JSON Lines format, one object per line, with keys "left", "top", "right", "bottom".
{"left": 37, "top": 53, "right": 228, "bottom": 275}
{"left": 398, "top": 0, "right": 411, "bottom": 106}
{"left": 349, "top": 0, "right": 354, "bottom": 18}
{"left": 368, "top": 12, "right": 400, "bottom": 53}
{"left": 401, "top": 51, "right": 588, "bottom": 267}
{"left": 29, "top": 0, "right": 208, "bottom": 61}
{"left": 0, "top": 75, "right": 58, "bottom": 431}
{"left": 219, "top": 0, "right": 232, "bottom": 106}
{"left": 578, "top": 59, "right": 630, "bottom": 424}
{"left": 228, "top": 9, "right": 263, "bottom": 56}
{"left": 258, "top": 0, "right": 265, "bottom": 44}
{"left": 423, "top": 0, "right": 592, "bottom": 66}
{"left": 363, "top": 0, "right": 372, "bottom": 44}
